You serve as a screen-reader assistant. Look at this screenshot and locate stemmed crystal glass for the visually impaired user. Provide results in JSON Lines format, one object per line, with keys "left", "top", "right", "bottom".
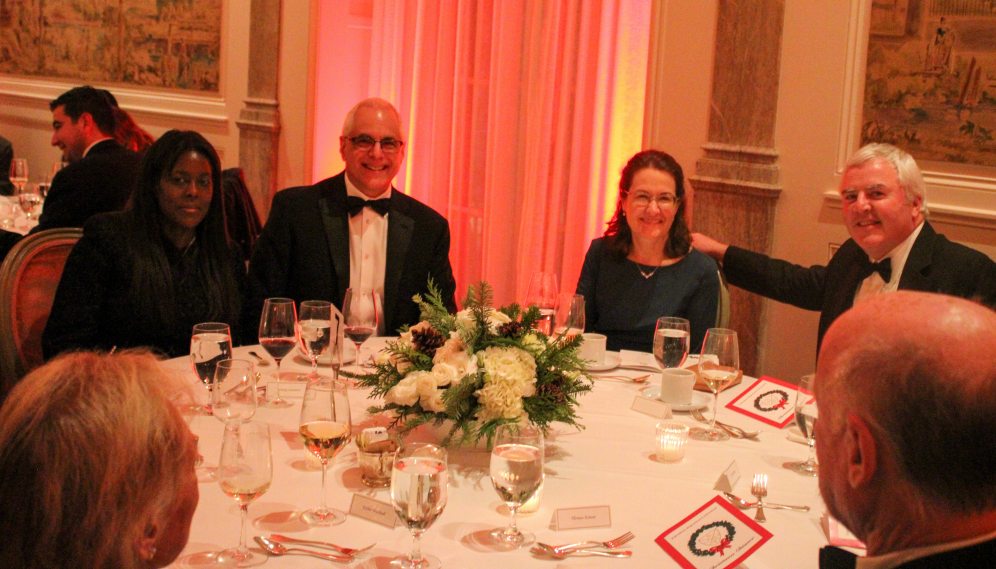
{"left": 17, "top": 184, "right": 42, "bottom": 222}
{"left": 190, "top": 322, "right": 233, "bottom": 415}
{"left": 343, "top": 288, "right": 380, "bottom": 369}
{"left": 9, "top": 158, "right": 27, "bottom": 193}
{"left": 216, "top": 421, "right": 272, "bottom": 567}
{"left": 553, "top": 293, "right": 585, "bottom": 340}
{"left": 298, "top": 300, "right": 333, "bottom": 382}
{"left": 489, "top": 425, "right": 544, "bottom": 548}
{"left": 211, "top": 359, "right": 258, "bottom": 426}
{"left": 258, "top": 297, "right": 297, "bottom": 408}
{"left": 391, "top": 442, "right": 448, "bottom": 569}
{"left": 689, "top": 328, "right": 739, "bottom": 442}
{"left": 299, "top": 379, "right": 351, "bottom": 526}
{"left": 785, "top": 374, "right": 819, "bottom": 475}
{"left": 653, "top": 317, "right": 690, "bottom": 371}
{"left": 525, "top": 272, "right": 558, "bottom": 335}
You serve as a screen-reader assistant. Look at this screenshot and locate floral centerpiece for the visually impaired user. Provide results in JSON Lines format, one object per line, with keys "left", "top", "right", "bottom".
{"left": 349, "top": 282, "right": 593, "bottom": 446}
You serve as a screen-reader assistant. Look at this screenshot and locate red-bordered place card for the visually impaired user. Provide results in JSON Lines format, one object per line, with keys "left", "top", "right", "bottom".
{"left": 656, "top": 496, "right": 773, "bottom": 569}
{"left": 725, "top": 376, "right": 804, "bottom": 428}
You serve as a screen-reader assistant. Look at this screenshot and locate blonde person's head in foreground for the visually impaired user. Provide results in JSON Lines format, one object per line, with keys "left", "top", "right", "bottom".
{"left": 0, "top": 350, "right": 199, "bottom": 569}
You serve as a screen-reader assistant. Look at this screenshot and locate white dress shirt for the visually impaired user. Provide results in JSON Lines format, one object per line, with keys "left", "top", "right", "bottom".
{"left": 853, "top": 221, "right": 924, "bottom": 306}
{"left": 344, "top": 175, "right": 388, "bottom": 334}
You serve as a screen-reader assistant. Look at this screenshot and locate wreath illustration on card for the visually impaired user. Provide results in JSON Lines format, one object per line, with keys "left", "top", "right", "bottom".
{"left": 688, "top": 520, "right": 736, "bottom": 556}
{"left": 753, "top": 389, "right": 790, "bottom": 412}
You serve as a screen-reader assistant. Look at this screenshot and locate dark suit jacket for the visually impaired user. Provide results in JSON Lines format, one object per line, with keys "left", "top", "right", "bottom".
{"left": 31, "top": 139, "right": 141, "bottom": 233}
{"left": 723, "top": 221, "right": 996, "bottom": 351}
{"left": 821, "top": 536, "right": 996, "bottom": 569}
{"left": 245, "top": 172, "right": 457, "bottom": 339}
{"left": 0, "top": 136, "right": 13, "bottom": 196}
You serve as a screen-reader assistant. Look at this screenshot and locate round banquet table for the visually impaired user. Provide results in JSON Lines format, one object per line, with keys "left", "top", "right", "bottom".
{"left": 163, "top": 340, "right": 833, "bottom": 569}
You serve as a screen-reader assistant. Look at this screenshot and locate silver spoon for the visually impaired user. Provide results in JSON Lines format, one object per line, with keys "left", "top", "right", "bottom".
{"left": 254, "top": 536, "right": 352, "bottom": 563}
{"left": 531, "top": 546, "right": 632, "bottom": 558}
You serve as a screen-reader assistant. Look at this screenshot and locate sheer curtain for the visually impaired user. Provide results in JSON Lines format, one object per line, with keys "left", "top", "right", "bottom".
{"left": 362, "top": 0, "right": 649, "bottom": 306}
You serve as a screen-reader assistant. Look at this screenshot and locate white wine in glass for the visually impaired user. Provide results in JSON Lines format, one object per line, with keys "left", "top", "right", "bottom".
{"left": 190, "top": 322, "right": 233, "bottom": 415}
{"left": 653, "top": 317, "right": 690, "bottom": 369}
{"left": 299, "top": 379, "right": 351, "bottom": 526}
{"left": 489, "top": 425, "right": 543, "bottom": 548}
{"left": 689, "top": 328, "right": 739, "bottom": 442}
{"left": 216, "top": 421, "right": 272, "bottom": 567}
{"left": 298, "top": 300, "right": 333, "bottom": 382}
{"left": 258, "top": 297, "right": 297, "bottom": 408}
{"left": 553, "top": 293, "right": 585, "bottom": 340}
{"left": 211, "top": 359, "right": 257, "bottom": 425}
{"left": 391, "top": 443, "right": 448, "bottom": 569}
{"left": 784, "top": 374, "right": 819, "bottom": 475}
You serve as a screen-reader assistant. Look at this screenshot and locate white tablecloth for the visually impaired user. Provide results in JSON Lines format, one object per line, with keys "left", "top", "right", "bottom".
{"left": 0, "top": 195, "right": 40, "bottom": 234}
{"left": 164, "top": 341, "right": 830, "bottom": 569}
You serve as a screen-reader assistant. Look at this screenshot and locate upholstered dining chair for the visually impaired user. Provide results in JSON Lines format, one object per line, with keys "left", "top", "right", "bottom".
{"left": 0, "top": 228, "right": 82, "bottom": 398}
{"left": 716, "top": 269, "right": 731, "bottom": 329}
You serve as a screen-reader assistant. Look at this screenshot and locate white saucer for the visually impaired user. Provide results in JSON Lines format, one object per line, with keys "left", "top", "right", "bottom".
{"left": 640, "top": 387, "right": 710, "bottom": 412}
{"left": 585, "top": 351, "right": 622, "bottom": 372}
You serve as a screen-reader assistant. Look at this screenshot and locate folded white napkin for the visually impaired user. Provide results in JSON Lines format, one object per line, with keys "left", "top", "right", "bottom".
{"left": 618, "top": 350, "right": 661, "bottom": 370}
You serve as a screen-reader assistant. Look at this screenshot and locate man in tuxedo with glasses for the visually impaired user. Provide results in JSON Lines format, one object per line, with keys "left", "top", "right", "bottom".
{"left": 814, "top": 291, "right": 996, "bottom": 569}
{"left": 246, "top": 98, "right": 456, "bottom": 338}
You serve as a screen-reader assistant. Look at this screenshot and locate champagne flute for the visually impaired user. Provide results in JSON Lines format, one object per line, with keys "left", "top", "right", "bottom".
{"left": 9, "top": 158, "right": 27, "bottom": 193}
{"left": 258, "top": 297, "right": 297, "bottom": 408}
{"left": 190, "top": 322, "right": 233, "bottom": 415}
{"left": 689, "top": 328, "right": 739, "bottom": 442}
{"left": 785, "top": 374, "right": 819, "bottom": 475}
{"left": 553, "top": 293, "right": 585, "bottom": 340}
{"left": 343, "top": 288, "right": 380, "bottom": 369}
{"left": 216, "top": 421, "right": 272, "bottom": 567}
{"left": 489, "top": 425, "right": 544, "bottom": 548}
{"left": 391, "top": 442, "right": 448, "bottom": 569}
{"left": 299, "top": 378, "right": 351, "bottom": 526}
{"left": 211, "top": 359, "right": 258, "bottom": 426}
{"left": 654, "top": 317, "right": 690, "bottom": 370}
{"left": 298, "top": 300, "right": 333, "bottom": 382}
{"left": 525, "top": 272, "right": 558, "bottom": 335}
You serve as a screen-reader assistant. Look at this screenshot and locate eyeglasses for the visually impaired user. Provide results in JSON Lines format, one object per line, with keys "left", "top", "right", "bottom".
{"left": 163, "top": 174, "right": 212, "bottom": 191}
{"left": 628, "top": 192, "right": 679, "bottom": 209}
{"left": 348, "top": 135, "right": 404, "bottom": 154}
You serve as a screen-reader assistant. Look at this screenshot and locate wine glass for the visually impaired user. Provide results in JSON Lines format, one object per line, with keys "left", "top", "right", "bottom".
{"left": 211, "top": 359, "right": 258, "bottom": 426}
{"left": 785, "top": 374, "right": 819, "bottom": 475}
{"left": 17, "top": 184, "right": 42, "bottom": 222}
{"left": 553, "top": 293, "right": 585, "bottom": 340}
{"left": 9, "top": 158, "right": 27, "bottom": 193}
{"left": 653, "top": 317, "right": 690, "bottom": 370}
{"left": 525, "top": 272, "right": 558, "bottom": 335}
{"left": 299, "top": 378, "right": 351, "bottom": 526}
{"left": 489, "top": 425, "right": 544, "bottom": 548}
{"left": 391, "top": 442, "right": 448, "bottom": 569}
{"left": 258, "top": 297, "right": 297, "bottom": 408}
{"left": 298, "top": 300, "right": 333, "bottom": 382}
{"left": 190, "top": 322, "right": 233, "bottom": 415}
{"left": 343, "top": 288, "right": 380, "bottom": 369}
{"left": 216, "top": 421, "right": 272, "bottom": 567}
{"left": 689, "top": 328, "right": 739, "bottom": 442}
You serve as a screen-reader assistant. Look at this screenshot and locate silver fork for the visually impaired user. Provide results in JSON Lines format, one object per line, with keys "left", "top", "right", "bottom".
{"left": 268, "top": 534, "right": 375, "bottom": 556}
{"left": 542, "top": 531, "right": 635, "bottom": 554}
{"left": 751, "top": 474, "right": 768, "bottom": 523}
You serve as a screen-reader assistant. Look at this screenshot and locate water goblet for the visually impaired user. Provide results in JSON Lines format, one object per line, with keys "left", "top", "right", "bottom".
{"left": 525, "top": 272, "right": 558, "bottom": 335}
{"left": 211, "top": 359, "right": 258, "bottom": 426}
{"left": 258, "top": 297, "right": 297, "bottom": 408}
{"left": 190, "top": 322, "right": 233, "bottom": 415}
{"left": 298, "top": 300, "right": 333, "bottom": 382}
{"left": 299, "top": 378, "right": 351, "bottom": 526}
{"left": 391, "top": 442, "right": 448, "bottom": 569}
{"left": 490, "top": 425, "right": 544, "bottom": 548}
{"left": 784, "top": 374, "right": 819, "bottom": 475}
{"left": 343, "top": 288, "right": 380, "bottom": 369}
{"left": 17, "top": 184, "right": 42, "bottom": 222}
{"left": 654, "top": 317, "right": 690, "bottom": 389}
{"left": 216, "top": 421, "right": 272, "bottom": 567}
{"left": 689, "top": 328, "right": 739, "bottom": 442}
{"left": 553, "top": 293, "right": 585, "bottom": 340}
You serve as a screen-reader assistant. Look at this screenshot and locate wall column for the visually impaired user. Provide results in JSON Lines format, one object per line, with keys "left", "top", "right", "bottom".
{"left": 236, "top": 0, "right": 282, "bottom": 221}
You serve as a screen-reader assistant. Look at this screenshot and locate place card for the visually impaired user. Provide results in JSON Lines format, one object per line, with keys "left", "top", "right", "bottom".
{"left": 555, "top": 506, "right": 612, "bottom": 530}
{"left": 619, "top": 350, "right": 662, "bottom": 371}
{"left": 268, "top": 379, "right": 307, "bottom": 398}
{"left": 821, "top": 512, "right": 865, "bottom": 549}
{"left": 725, "top": 376, "right": 801, "bottom": 428}
{"left": 349, "top": 494, "right": 398, "bottom": 528}
{"left": 632, "top": 395, "right": 672, "bottom": 419}
{"left": 713, "top": 461, "right": 740, "bottom": 493}
{"left": 656, "top": 496, "right": 772, "bottom": 569}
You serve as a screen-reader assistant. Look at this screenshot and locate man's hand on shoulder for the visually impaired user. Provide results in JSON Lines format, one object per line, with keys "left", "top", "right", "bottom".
{"left": 690, "top": 233, "right": 729, "bottom": 263}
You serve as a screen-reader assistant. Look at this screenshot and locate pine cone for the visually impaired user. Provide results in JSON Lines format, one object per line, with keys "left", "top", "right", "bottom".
{"left": 497, "top": 320, "right": 523, "bottom": 338}
{"left": 411, "top": 326, "right": 446, "bottom": 359}
{"left": 539, "top": 381, "right": 567, "bottom": 405}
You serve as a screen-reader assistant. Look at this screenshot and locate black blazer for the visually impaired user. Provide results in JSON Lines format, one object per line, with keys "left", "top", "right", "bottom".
{"left": 245, "top": 172, "right": 457, "bottom": 339}
{"left": 821, "top": 537, "right": 996, "bottom": 569}
{"left": 723, "top": 221, "right": 996, "bottom": 351}
{"left": 31, "top": 139, "right": 141, "bottom": 233}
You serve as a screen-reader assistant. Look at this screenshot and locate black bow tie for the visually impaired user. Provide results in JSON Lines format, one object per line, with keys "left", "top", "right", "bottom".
{"left": 859, "top": 257, "right": 892, "bottom": 283}
{"left": 347, "top": 196, "right": 391, "bottom": 217}
{"left": 819, "top": 546, "right": 858, "bottom": 569}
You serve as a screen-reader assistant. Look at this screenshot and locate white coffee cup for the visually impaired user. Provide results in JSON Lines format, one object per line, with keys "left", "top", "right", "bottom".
{"left": 579, "top": 333, "right": 607, "bottom": 366}
{"left": 660, "top": 368, "right": 696, "bottom": 405}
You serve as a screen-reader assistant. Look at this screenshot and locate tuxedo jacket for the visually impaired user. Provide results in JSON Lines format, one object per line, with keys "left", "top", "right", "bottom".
{"left": 0, "top": 135, "right": 13, "bottom": 196}
{"left": 31, "top": 139, "right": 141, "bottom": 233}
{"left": 723, "top": 221, "right": 996, "bottom": 351}
{"left": 821, "top": 537, "right": 996, "bottom": 569}
{"left": 245, "top": 172, "right": 457, "bottom": 339}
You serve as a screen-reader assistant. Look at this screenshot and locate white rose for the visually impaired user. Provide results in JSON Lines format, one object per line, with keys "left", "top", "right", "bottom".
{"left": 386, "top": 377, "right": 419, "bottom": 406}
{"left": 414, "top": 372, "right": 437, "bottom": 397}
{"left": 421, "top": 388, "right": 447, "bottom": 413}
{"left": 430, "top": 362, "right": 459, "bottom": 387}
